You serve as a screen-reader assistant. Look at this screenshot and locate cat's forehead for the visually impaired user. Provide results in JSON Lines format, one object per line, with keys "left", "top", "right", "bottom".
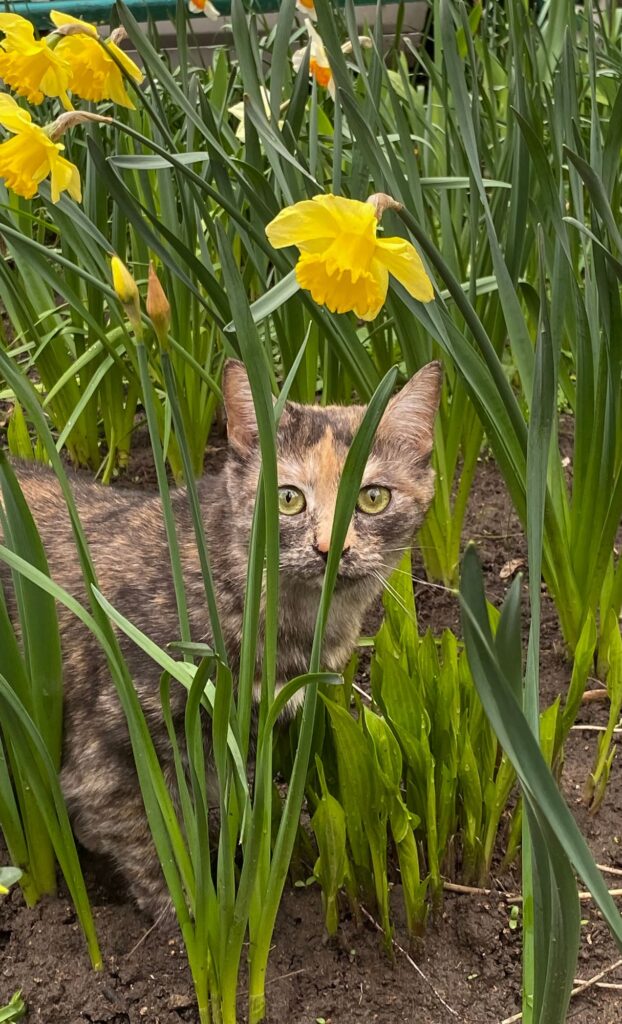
{"left": 277, "top": 402, "right": 364, "bottom": 457}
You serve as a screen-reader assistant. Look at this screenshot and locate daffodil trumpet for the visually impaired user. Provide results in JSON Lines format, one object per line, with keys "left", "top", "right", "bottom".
{"left": 50, "top": 10, "right": 144, "bottom": 109}
{"left": 265, "top": 192, "right": 434, "bottom": 321}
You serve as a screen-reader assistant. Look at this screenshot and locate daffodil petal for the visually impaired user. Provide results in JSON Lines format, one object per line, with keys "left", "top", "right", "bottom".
{"left": 108, "top": 40, "right": 144, "bottom": 84}
{"left": 0, "top": 92, "right": 32, "bottom": 131}
{"left": 291, "top": 47, "right": 306, "bottom": 73}
{"left": 266, "top": 198, "right": 341, "bottom": 249}
{"left": 374, "top": 236, "right": 434, "bottom": 302}
{"left": 50, "top": 10, "right": 99, "bottom": 36}
{"left": 0, "top": 13, "right": 36, "bottom": 43}
{"left": 312, "top": 193, "right": 377, "bottom": 234}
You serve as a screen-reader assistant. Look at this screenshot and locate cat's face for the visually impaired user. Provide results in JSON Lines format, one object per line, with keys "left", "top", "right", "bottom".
{"left": 223, "top": 360, "right": 441, "bottom": 589}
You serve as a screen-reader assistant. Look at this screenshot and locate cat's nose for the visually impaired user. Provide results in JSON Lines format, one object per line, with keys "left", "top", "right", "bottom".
{"left": 313, "top": 544, "right": 329, "bottom": 563}
{"left": 313, "top": 542, "right": 351, "bottom": 563}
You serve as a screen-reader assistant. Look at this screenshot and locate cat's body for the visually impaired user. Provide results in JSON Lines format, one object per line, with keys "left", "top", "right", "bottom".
{"left": 0, "top": 360, "right": 441, "bottom": 913}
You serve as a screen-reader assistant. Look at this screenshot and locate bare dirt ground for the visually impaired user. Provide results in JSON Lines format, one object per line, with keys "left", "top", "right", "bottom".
{"left": 1, "top": 449, "right": 621, "bottom": 1024}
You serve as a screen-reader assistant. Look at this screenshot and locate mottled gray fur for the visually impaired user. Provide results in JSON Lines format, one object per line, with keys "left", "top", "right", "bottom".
{"left": 0, "top": 360, "right": 441, "bottom": 914}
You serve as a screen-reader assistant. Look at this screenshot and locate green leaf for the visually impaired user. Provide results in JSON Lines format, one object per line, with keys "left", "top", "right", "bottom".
{"left": 460, "top": 546, "right": 622, "bottom": 950}
{"left": 0, "top": 991, "right": 26, "bottom": 1022}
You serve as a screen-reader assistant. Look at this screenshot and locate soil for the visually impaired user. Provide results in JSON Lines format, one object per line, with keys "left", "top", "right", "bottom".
{"left": 1, "top": 447, "right": 622, "bottom": 1024}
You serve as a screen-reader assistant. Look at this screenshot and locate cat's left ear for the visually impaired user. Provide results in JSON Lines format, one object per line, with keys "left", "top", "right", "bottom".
{"left": 378, "top": 361, "right": 442, "bottom": 463}
{"left": 223, "top": 359, "right": 257, "bottom": 452}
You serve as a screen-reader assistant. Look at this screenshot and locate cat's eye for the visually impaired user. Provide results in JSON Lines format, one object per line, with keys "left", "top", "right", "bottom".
{"left": 357, "top": 485, "right": 391, "bottom": 515}
{"left": 278, "top": 486, "right": 306, "bottom": 515}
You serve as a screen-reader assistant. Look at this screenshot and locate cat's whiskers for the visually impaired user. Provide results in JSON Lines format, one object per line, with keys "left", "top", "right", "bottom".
{"left": 377, "top": 561, "right": 458, "bottom": 595}
{"left": 371, "top": 569, "right": 418, "bottom": 623}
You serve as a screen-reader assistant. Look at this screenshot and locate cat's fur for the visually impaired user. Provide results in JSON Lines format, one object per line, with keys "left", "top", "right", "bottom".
{"left": 0, "top": 359, "right": 441, "bottom": 913}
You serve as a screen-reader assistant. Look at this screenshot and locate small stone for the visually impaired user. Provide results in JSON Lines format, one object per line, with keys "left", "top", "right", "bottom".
{"left": 168, "top": 993, "right": 193, "bottom": 1010}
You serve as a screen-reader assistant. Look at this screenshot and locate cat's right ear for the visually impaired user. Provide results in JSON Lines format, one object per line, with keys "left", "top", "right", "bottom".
{"left": 223, "top": 359, "right": 258, "bottom": 453}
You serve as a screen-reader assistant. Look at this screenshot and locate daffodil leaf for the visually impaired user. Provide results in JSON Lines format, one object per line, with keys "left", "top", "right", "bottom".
{"left": 109, "top": 152, "right": 210, "bottom": 170}
{"left": 225, "top": 271, "right": 299, "bottom": 332}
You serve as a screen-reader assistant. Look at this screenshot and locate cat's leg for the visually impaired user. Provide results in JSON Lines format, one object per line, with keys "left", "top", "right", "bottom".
{"left": 60, "top": 744, "right": 173, "bottom": 919}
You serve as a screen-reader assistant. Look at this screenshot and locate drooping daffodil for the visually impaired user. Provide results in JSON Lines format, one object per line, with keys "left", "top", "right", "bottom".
{"left": 0, "top": 96, "right": 111, "bottom": 202}
{"left": 266, "top": 193, "right": 434, "bottom": 321}
{"left": 50, "top": 11, "right": 144, "bottom": 109}
{"left": 292, "top": 19, "right": 334, "bottom": 96}
{"left": 292, "top": 20, "right": 372, "bottom": 99}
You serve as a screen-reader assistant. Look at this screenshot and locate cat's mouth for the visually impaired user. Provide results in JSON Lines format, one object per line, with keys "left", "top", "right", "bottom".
{"left": 280, "top": 560, "right": 370, "bottom": 585}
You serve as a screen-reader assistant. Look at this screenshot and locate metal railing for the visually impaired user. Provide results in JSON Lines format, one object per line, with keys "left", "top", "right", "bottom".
{"left": 5, "top": 0, "right": 393, "bottom": 29}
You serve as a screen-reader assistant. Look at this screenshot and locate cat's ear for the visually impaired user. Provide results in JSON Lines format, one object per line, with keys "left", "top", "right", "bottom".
{"left": 378, "top": 361, "right": 442, "bottom": 463}
{"left": 223, "top": 359, "right": 257, "bottom": 452}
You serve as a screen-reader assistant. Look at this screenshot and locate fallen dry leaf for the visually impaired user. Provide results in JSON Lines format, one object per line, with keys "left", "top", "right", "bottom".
{"left": 499, "top": 558, "right": 524, "bottom": 580}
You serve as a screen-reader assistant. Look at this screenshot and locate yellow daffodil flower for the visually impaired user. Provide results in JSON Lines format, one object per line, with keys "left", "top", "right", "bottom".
{"left": 266, "top": 193, "right": 434, "bottom": 320}
{"left": 0, "top": 94, "right": 81, "bottom": 202}
{"left": 0, "top": 13, "right": 72, "bottom": 109}
{"left": 295, "top": 0, "right": 317, "bottom": 22}
{"left": 189, "top": 0, "right": 221, "bottom": 17}
{"left": 50, "top": 11, "right": 144, "bottom": 109}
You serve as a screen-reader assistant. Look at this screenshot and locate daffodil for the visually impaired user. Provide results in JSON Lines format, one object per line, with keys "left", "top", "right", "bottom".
{"left": 295, "top": 0, "right": 317, "bottom": 21}
{"left": 292, "top": 20, "right": 373, "bottom": 99}
{"left": 292, "top": 19, "right": 335, "bottom": 97}
{"left": 266, "top": 193, "right": 434, "bottom": 320}
{"left": 228, "top": 85, "right": 287, "bottom": 142}
{"left": 50, "top": 11, "right": 144, "bottom": 109}
{"left": 0, "top": 13, "right": 72, "bottom": 109}
{"left": 0, "top": 94, "right": 81, "bottom": 202}
{"left": 189, "top": 0, "right": 221, "bottom": 17}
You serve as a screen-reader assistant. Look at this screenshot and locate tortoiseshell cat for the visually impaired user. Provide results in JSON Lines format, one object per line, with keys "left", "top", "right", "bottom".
{"left": 1, "top": 359, "right": 441, "bottom": 913}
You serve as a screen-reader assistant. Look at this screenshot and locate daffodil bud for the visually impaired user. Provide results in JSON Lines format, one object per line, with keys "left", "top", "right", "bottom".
{"left": 111, "top": 255, "right": 138, "bottom": 304}
{"left": 110, "top": 255, "right": 142, "bottom": 337}
{"left": 146, "top": 262, "right": 171, "bottom": 349}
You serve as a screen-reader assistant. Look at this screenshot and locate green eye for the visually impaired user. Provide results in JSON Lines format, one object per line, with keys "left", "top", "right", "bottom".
{"left": 278, "top": 486, "right": 306, "bottom": 515}
{"left": 357, "top": 485, "right": 391, "bottom": 515}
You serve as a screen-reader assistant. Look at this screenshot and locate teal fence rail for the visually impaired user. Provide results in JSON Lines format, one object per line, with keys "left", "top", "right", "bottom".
{"left": 4, "top": 0, "right": 389, "bottom": 29}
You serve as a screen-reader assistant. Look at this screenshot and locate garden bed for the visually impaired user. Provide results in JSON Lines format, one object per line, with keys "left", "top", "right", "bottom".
{"left": 1, "top": 451, "right": 620, "bottom": 1024}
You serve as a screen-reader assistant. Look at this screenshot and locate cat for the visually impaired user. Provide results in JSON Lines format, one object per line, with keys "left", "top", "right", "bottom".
{"left": 0, "top": 358, "right": 441, "bottom": 914}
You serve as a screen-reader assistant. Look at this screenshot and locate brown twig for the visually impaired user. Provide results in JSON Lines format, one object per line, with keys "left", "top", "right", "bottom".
{"left": 581, "top": 688, "right": 609, "bottom": 702}
{"left": 570, "top": 958, "right": 622, "bottom": 998}
{"left": 596, "top": 863, "right": 622, "bottom": 877}
{"left": 360, "top": 905, "right": 466, "bottom": 1021}
{"left": 571, "top": 724, "right": 622, "bottom": 734}
{"left": 443, "top": 879, "right": 622, "bottom": 903}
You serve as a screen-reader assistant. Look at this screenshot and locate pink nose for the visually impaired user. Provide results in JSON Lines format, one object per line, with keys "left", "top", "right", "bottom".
{"left": 314, "top": 534, "right": 351, "bottom": 559}
{"left": 315, "top": 534, "right": 331, "bottom": 554}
